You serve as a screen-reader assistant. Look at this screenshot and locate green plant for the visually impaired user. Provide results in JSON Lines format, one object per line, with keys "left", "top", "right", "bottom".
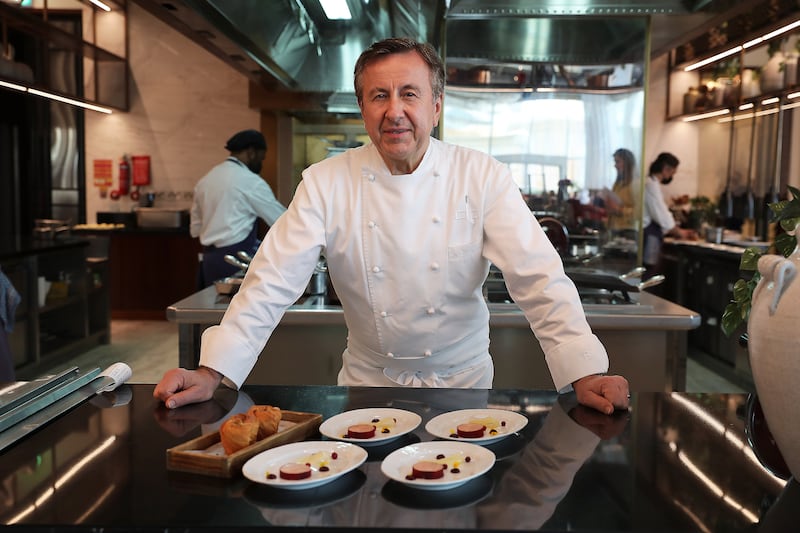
{"left": 721, "top": 186, "right": 800, "bottom": 336}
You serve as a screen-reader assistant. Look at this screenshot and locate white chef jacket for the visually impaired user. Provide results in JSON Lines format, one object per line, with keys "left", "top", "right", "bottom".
{"left": 200, "top": 139, "right": 608, "bottom": 391}
{"left": 642, "top": 175, "right": 676, "bottom": 233}
{"left": 190, "top": 157, "right": 286, "bottom": 247}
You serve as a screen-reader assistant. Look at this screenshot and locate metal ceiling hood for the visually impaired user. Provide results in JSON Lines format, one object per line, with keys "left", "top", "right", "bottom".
{"left": 135, "top": 0, "right": 757, "bottom": 112}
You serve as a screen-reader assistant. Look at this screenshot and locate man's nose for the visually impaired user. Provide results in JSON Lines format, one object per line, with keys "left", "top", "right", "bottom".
{"left": 385, "top": 95, "right": 405, "bottom": 119}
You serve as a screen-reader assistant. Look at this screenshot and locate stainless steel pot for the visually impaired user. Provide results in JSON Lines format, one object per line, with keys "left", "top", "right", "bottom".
{"left": 305, "top": 260, "right": 328, "bottom": 296}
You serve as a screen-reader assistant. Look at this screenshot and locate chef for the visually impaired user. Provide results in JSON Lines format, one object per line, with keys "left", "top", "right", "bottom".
{"left": 154, "top": 38, "right": 629, "bottom": 415}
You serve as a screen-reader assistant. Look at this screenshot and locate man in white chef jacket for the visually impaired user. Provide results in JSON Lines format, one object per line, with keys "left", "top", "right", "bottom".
{"left": 154, "top": 38, "right": 630, "bottom": 415}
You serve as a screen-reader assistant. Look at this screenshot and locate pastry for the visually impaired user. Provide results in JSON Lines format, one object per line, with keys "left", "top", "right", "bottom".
{"left": 219, "top": 413, "right": 259, "bottom": 454}
{"left": 247, "top": 405, "right": 282, "bottom": 439}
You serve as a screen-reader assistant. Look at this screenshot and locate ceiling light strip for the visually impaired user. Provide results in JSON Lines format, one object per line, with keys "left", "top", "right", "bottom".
{"left": 684, "top": 18, "right": 800, "bottom": 72}
{"left": 0, "top": 80, "right": 113, "bottom": 114}
{"left": 682, "top": 108, "right": 729, "bottom": 122}
{"left": 88, "top": 0, "right": 111, "bottom": 12}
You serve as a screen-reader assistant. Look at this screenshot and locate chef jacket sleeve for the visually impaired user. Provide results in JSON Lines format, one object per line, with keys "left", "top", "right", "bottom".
{"left": 480, "top": 164, "right": 609, "bottom": 392}
{"left": 247, "top": 177, "right": 287, "bottom": 227}
{"left": 644, "top": 178, "right": 676, "bottom": 232}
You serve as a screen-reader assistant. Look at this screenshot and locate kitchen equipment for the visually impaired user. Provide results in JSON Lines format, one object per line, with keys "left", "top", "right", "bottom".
{"left": 618, "top": 266, "right": 645, "bottom": 280}
{"left": 223, "top": 255, "right": 249, "bottom": 273}
{"left": 214, "top": 276, "right": 244, "bottom": 296}
{"left": 705, "top": 226, "right": 724, "bottom": 244}
{"left": 33, "top": 218, "right": 71, "bottom": 239}
{"left": 236, "top": 250, "right": 253, "bottom": 265}
{"left": 305, "top": 259, "right": 328, "bottom": 296}
{"left": 134, "top": 207, "right": 189, "bottom": 228}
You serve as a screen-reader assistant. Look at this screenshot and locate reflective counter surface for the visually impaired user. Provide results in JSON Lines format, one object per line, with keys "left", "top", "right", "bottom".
{"left": 0, "top": 385, "right": 795, "bottom": 532}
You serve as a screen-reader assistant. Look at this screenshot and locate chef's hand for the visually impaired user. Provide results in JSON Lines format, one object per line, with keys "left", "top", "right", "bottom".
{"left": 153, "top": 366, "right": 222, "bottom": 409}
{"left": 572, "top": 374, "right": 630, "bottom": 415}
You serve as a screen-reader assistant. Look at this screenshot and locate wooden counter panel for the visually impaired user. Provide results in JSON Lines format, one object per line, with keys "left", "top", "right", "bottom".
{"left": 109, "top": 232, "right": 201, "bottom": 319}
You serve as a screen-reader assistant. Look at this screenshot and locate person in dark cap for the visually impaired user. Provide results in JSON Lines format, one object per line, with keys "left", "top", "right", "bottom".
{"left": 190, "top": 129, "right": 286, "bottom": 287}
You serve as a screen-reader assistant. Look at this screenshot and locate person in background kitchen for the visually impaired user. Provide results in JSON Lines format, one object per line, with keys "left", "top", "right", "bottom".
{"left": 642, "top": 152, "right": 697, "bottom": 279}
{"left": 155, "top": 38, "right": 629, "bottom": 415}
{"left": 604, "top": 148, "right": 639, "bottom": 239}
{"left": 190, "top": 129, "right": 287, "bottom": 288}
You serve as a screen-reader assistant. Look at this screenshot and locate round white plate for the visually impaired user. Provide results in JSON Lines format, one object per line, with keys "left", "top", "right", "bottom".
{"left": 425, "top": 408, "right": 529, "bottom": 444}
{"left": 242, "top": 441, "right": 367, "bottom": 490}
{"left": 319, "top": 408, "right": 422, "bottom": 447}
{"left": 380, "top": 441, "right": 495, "bottom": 491}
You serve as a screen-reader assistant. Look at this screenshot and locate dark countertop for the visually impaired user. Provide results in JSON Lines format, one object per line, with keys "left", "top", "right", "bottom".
{"left": 0, "top": 385, "right": 794, "bottom": 532}
{"left": 0, "top": 236, "right": 89, "bottom": 262}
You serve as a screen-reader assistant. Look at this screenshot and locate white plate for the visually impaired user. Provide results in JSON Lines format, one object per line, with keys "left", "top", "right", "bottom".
{"left": 319, "top": 408, "right": 422, "bottom": 446}
{"left": 380, "top": 441, "right": 495, "bottom": 491}
{"left": 242, "top": 441, "right": 367, "bottom": 490}
{"left": 425, "top": 408, "right": 529, "bottom": 444}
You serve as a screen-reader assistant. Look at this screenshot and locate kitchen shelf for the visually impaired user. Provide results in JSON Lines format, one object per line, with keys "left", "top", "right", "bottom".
{"left": 0, "top": 240, "right": 110, "bottom": 377}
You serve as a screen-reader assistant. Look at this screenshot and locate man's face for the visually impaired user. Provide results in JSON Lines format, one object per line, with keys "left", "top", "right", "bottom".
{"left": 358, "top": 51, "right": 442, "bottom": 175}
{"left": 246, "top": 148, "right": 266, "bottom": 175}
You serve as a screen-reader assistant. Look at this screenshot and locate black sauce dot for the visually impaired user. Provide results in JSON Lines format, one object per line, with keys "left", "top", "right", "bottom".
{"left": 382, "top": 427, "right": 390, "bottom": 433}
{"left": 451, "top": 468, "right": 460, "bottom": 474}
{"left": 465, "top": 456, "right": 472, "bottom": 462}
{"left": 319, "top": 466, "right": 330, "bottom": 472}
{"left": 436, "top": 454, "right": 445, "bottom": 460}
{"left": 371, "top": 418, "right": 380, "bottom": 423}
{"left": 501, "top": 420, "right": 507, "bottom": 426}
{"left": 267, "top": 474, "right": 276, "bottom": 479}
{"left": 406, "top": 474, "right": 416, "bottom": 480}
{"left": 449, "top": 433, "right": 459, "bottom": 438}
{"left": 331, "top": 452, "right": 338, "bottom": 459}
{"left": 489, "top": 429, "right": 498, "bottom": 434}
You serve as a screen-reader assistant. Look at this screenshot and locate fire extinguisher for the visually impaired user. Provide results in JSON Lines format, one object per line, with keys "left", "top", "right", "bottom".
{"left": 110, "top": 155, "right": 130, "bottom": 200}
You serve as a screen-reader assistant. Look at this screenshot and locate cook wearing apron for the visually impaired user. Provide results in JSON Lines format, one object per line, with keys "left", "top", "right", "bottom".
{"left": 642, "top": 153, "right": 686, "bottom": 280}
{"left": 199, "top": 139, "right": 608, "bottom": 391}
{"left": 190, "top": 130, "right": 287, "bottom": 288}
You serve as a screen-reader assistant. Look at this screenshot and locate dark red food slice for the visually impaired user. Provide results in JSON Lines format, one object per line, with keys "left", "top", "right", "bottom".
{"left": 457, "top": 422, "right": 486, "bottom": 438}
{"left": 279, "top": 463, "right": 312, "bottom": 480}
{"left": 412, "top": 461, "right": 446, "bottom": 479}
{"left": 347, "top": 424, "right": 376, "bottom": 439}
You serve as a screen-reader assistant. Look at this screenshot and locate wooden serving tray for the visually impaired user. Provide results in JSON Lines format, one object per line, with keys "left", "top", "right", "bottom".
{"left": 166, "top": 410, "right": 323, "bottom": 478}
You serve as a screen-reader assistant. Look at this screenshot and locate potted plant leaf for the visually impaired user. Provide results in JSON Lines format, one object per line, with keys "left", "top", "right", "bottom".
{"left": 721, "top": 185, "right": 800, "bottom": 337}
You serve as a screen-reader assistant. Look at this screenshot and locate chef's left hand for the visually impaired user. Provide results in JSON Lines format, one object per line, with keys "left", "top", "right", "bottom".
{"left": 572, "top": 374, "right": 630, "bottom": 415}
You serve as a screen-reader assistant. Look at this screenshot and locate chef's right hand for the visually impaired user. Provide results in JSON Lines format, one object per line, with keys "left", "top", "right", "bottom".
{"left": 153, "top": 366, "right": 222, "bottom": 409}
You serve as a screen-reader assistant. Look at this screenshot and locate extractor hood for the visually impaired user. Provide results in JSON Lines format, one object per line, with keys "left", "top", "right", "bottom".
{"left": 134, "top": 0, "right": 767, "bottom": 114}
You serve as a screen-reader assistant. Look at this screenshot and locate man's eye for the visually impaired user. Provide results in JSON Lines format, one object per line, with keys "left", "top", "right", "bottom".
{"left": 403, "top": 92, "right": 417, "bottom": 98}
{"left": 373, "top": 94, "right": 387, "bottom": 100}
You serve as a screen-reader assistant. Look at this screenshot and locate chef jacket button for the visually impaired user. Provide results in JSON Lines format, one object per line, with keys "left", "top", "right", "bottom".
{"left": 372, "top": 266, "right": 381, "bottom": 273}
{"left": 424, "top": 350, "right": 432, "bottom": 357}
{"left": 387, "top": 352, "right": 394, "bottom": 358}
{"left": 426, "top": 307, "right": 435, "bottom": 315}
{"left": 368, "top": 174, "right": 375, "bottom": 182}
{"left": 432, "top": 215, "right": 441, "bottom": 223}
{"left": 430, "top": 262, "right": 440, "bottom": 271}
{"left": 368, "top": 221, "right": 376, "bottom": 229}
{"left": 380, "top": 311, "right": 388, "bottom": 317}
{"left": 433, "top": 171, "right": 440, "bottom": 177}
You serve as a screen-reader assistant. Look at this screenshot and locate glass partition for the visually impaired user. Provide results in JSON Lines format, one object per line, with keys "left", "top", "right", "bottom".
{"left": 442, "top": 16, "right": 648, "bottom": 273}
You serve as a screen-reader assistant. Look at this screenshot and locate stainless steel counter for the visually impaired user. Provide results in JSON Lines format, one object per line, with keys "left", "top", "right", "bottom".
{"left": 167, "top": 287, "right": 700, "bottom": 391}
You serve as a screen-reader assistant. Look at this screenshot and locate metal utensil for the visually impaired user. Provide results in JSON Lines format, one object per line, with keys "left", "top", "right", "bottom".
{"left": 619, "top": 266, "right": 645, "bottom": 280}
{"left": 638, "top": 274, "right": 665, "bottom": 290}
{"left": 236, "top": 250, "right": 253, "bottom": 265}
{"left": 223, "top": 254, "right": 249, "bottom": 272}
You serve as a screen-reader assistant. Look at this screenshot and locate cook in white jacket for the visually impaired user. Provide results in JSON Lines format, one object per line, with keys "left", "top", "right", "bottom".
{"left": 154, "top": 38, "right": 629, "bottom": 415}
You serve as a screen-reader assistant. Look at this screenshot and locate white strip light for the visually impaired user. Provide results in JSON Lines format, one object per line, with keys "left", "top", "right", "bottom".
{"left": 0, "top": 80, "right": 112, "bottom": 114}
{"left": 684, "top": 18, "right": 800, "bottom": 72}
{"left": 319, "top": 0, "right": 351, "bottom": 20}
{"left": 88, "top": 0, "right": 111, "bottom": 11}
{"left": 682, "top": 108, "right": 729, "bottom": 122}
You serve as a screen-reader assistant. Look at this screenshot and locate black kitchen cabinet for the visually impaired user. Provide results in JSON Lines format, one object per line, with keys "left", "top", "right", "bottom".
{"left": 0, "top": 238, "right": 110, "bottom": 378}
{"left": 661, "top": 242, "right": 752, "bottom": 388}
